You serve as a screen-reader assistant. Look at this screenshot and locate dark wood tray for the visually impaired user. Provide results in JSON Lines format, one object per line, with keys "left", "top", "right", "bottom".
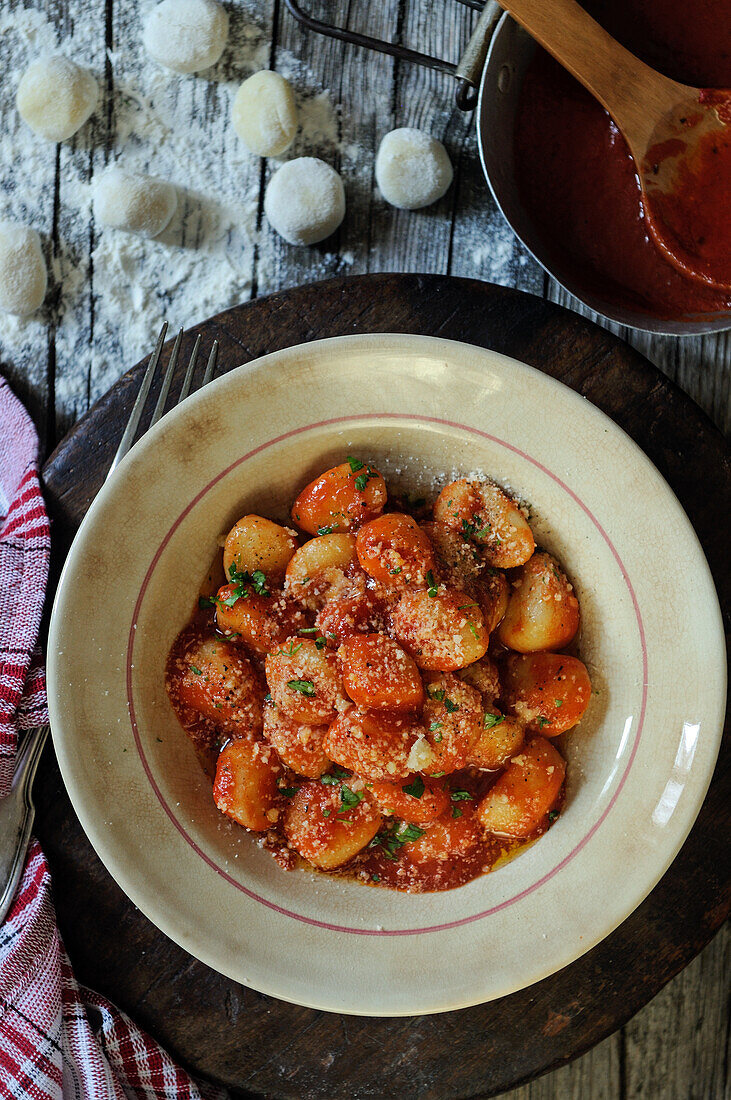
{"left": 40, "top": 274, "right": 729, "bottom": 1099}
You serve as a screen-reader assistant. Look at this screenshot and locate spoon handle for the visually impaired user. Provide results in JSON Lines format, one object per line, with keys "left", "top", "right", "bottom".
{"left": 496, "top": 0, "right": 681, "bottom": 152}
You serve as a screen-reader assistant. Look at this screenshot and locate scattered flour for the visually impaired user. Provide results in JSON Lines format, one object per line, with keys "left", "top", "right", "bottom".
{"left": 0, "top": 3, "right": 351, "bottom": 420}
{"left": 0, "top": 2, "right": 531, "bottom": 425}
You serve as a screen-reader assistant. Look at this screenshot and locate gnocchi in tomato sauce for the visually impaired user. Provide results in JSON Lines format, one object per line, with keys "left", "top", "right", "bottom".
{"left": 165, "top": 459, "right": 592, "bottom": 893}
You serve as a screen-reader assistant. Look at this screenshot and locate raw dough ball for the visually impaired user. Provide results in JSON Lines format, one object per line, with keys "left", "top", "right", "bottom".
{"left": 93, "top": 166, "right": 177, "bottom": 238}
{"left": 232, "top": 70, "right": 298, "bottom": 157}
{"left": 0, "top": 222, "right": 47, "bottom": 316}
{"left": 16, "top": 56, "right": 98, "bottom": 142}
{"left": 375, "top": 128, "right": 453, "bottom": 210}
{"left": 143, "top": 0, "right": 229, "bottom": 74}
{"left": 264, "top": 158, "right": 345, "bottom": 246}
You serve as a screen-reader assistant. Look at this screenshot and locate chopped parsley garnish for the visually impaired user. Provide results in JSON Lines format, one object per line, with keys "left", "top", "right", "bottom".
{"left": 250, "top": 569, "right": 268, "bottom": 594}
{"left": 429, "top": 721, "right": 443, "bottom": 732}
{"left": 483, "top": 712, "right": 504, "bottom": 729}
{"left": 298, "top": 627, "right": 318, "bottom": 634}
{"left": 461, "top": 515, "right": 490, "bottom": 542}
{"left": 264, "top": 692, "right": 272, "bottom": 702}
{"left": 457, "top": 602, "right": 478, "bottom": 610}
{"left": 451, "top": 805, "right": 463, "bottom": 818}
{"left": 314, "top": 635, "right": 327, "bottom": 650}
{"left": 353, "top": 465, "right": 377, "bottom": 492}
{"left": 402, "top": 775, "right": 425, "bottom": 799}
{"left": 219, "top": 590, "right": 241, "bottom": 608}
{"left": 371, "top": 874, "right": 380, "bottom": 883}
{"left": 537, "top": 716, "right": 550, "bottom": 728}
{"left": 346, "top": 456, "right": 364, "bottom": 473}
{"left": 321, "top": 765, "right": 351, "bottom": 786}
{"left": 227, "top": 562, "right": 269, "bottom": 599}
{"left": 427, "top": 686, "right": 445, "bottom": 702}
{"left": 369, "top": 820, "right": 426, "bottom": 859}
{"left": 548, "top": 810, "right": 559, "bottom": 822}
{"left": 287, "top": 679, "right": 316, "bottom": 696}
{"left": 389, "top": 567, "right": 402, "bottom": 575}
{"left": 278, "top": 787, "right": 297, "bottom": 798}
{"left": 277, "top": 640, "right": 303, "bottom": 657}
{"left": 317, "top": 525, "right": 335, "bottom": 536}
{"left": 425, "top": 570, "right": 438, "bottom": 597}
{"left": 322, "top": 809, "right": 331, "bottom": 818}
{"left": 554, "top": 698, "right": 563, "bottom": 707}
{"left": 466, "top": 622, "right": 479, "bottom": 639}
{"left": 198, "top": 595, "right": 217, "bottom": 609}
{"left": 450, "top": 790, "right": 474, "bottom": 802}
{"left": 189, "top": 666, "right": 202, "bottom": 676}
{"left": 340, "top": 785, "right": 363, "bottom": 809}
{"left": 443, "top": 697, "right": 460, "bottom": 714}
{"left": 431, "top": 771, "right": 445, "bottom": 777}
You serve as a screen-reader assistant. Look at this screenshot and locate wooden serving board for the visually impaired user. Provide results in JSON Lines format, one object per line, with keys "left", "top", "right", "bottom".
{"left": 40, "top": 274, "right": 729, "bottom": 1100}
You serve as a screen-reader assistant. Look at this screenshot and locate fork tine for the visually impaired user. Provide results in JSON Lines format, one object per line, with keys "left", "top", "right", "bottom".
{"left": 150, "top": 328, "right": 182, "bottom": 427}
{"left": 201, "top": 340, "right": 219, "bottom": 388}
{"left": 108, "top": 322, "right": 168, "bottom": 477}
{"left": 178, "top": 334, "right": 201, "bottom": 403}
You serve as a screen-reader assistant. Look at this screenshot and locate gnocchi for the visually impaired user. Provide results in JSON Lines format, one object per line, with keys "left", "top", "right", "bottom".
{"left": 223, "top": 515, "right": 298, "bottom": 582}
{"left": 476, "top": 737, "right": 566, "bottom": 837}
{"left": 291, "top": 461, "right": 387, "bottom": 535}
{"left": 338, "top": 633, "right": 424, "bottom": 711}
{"left": 356, "top": 512, "right": 435, "bottom": 587}
{"left": 213, "top": 738, "right": 280, "bottom": 832}
{"left": 497, "top": 551, "right": 580, "bottom": 652}
{"left": 283, "top": 782, "right": 382, "bottom": 869}
{"left": 433, "top": 478, "right": 534, "bottom": 568}
{"left": 166, "top": 455, "right": 592, "bottom": 893}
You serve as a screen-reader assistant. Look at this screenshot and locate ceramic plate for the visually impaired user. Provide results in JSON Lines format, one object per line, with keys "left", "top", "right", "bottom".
{"left": 47, "top": 334, "right": 726, "bottom": 1016}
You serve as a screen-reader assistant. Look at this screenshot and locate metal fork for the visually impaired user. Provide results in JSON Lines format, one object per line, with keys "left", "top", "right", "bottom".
{"left": 0, "top": 323, "right": 219, "bottom": 925}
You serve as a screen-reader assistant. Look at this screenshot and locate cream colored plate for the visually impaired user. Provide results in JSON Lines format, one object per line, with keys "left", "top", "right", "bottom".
{"left": 47, "top": 334, "right": 726, "bottom": 1016}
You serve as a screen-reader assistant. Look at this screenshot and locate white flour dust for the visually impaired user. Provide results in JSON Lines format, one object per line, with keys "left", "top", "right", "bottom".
{"left": 0, "top": 3, "right": 352, "bottom": 417}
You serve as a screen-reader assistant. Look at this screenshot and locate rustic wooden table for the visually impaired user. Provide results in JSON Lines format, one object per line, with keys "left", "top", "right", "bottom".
{"left": 0, "top": 0, "right": 728, "bottom": 1097}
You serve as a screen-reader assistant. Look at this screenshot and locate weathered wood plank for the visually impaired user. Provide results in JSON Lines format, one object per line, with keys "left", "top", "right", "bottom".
{"left": 0, "top": 1, "right": 62, "bottom": 449}
{"left": 496, "top": 925, "right": 730, "bottom": 1100}
{"left": 260, "top": 0, "right": 402, "bottom": 292}
{"left": 623, "top": 922, "right": 730, "bottom": 1100}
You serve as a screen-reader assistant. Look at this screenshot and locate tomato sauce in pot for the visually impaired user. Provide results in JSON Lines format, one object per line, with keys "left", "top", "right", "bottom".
{"left": 513, "top": 0, "right": 731, "bottom": 319}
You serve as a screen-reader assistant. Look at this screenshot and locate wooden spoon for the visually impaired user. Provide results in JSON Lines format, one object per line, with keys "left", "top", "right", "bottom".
{"left": 498, "top": 0, "right": 731, "bottom": 292}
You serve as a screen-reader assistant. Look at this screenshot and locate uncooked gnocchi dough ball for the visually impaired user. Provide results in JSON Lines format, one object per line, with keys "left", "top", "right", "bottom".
{"left": 16, "top": 56, "right": 98, "bottom": 142}
{"left": 0, "top": 222, "right": 47, "bottom": 316}
{"left": 143, "top": 0, "right": 229, "bottom": 74}
{"left": 93, "top": 166, "right": 177, "bottom": 238}
{"left": 264, "top": 158, "right": 345, "bottom": 246}
{"left": 232, "top": 71, "right": 298, "bottom": 157}
{"left": 375, "top": 127, "right": 453, "bottom": 210}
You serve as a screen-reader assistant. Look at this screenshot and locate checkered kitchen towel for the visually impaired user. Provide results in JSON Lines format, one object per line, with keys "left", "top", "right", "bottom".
{"left": 0, "top": 377, "right": 227, "bottom": 1099}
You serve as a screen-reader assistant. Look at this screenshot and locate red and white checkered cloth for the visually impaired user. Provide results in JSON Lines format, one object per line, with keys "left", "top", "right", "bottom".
{"left": 0, "top": 377, "right": 228, "bottom": 1099}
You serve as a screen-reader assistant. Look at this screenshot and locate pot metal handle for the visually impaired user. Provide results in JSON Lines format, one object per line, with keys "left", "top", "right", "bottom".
{"left": 455, "top": 0, "right": 503, "bottom": 109}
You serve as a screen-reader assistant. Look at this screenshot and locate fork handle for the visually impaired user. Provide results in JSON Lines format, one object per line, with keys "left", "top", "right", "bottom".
{"left": 0, "top": 724, "right": 49, "bottom": 924}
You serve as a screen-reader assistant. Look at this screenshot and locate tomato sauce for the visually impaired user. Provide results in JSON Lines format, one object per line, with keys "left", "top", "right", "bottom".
{"left": 165, "top": 467, "right": 585, "bottom": 895}
{"left": 513, "top": 0, "right": 731, "bottom": 319}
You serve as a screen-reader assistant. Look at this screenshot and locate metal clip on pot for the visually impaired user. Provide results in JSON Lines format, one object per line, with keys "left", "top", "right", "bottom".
{"left": 283, "top": 0, "right": 502, "bottom": 111}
